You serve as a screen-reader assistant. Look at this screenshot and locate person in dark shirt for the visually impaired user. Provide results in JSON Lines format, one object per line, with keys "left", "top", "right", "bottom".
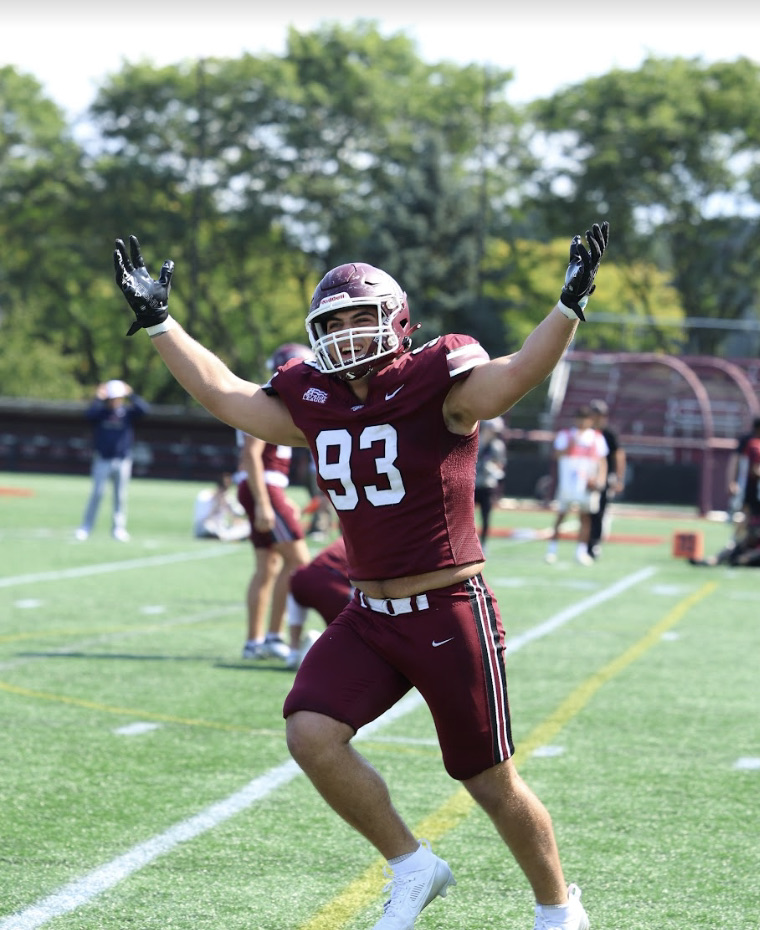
{"left": 113, "top": 222, "right": 608, "bottom": 930}
{"left": 474, "top": 417, "right": 507, "bottom": 550}
{"left": 587, "top": 399, "right": 626, "bottom": 559}
{"left": 728, "top": 417, "right": 760, "bottom": 519}
{"left": 75, "top": 380, "right": 149, "bottom": 541}
{"left": 689, "top": 514, "right": 760, "bottom": 567}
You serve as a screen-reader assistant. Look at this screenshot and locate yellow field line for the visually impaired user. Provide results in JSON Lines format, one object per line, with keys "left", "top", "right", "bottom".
{"left": 297, "top": 580, "right": 717, "bottom": 930}
{"left": 0, "top": 627, "right": 139, "bottom": 643}
{"left": 0, "top": 680, "right": 278, "bottom": 735}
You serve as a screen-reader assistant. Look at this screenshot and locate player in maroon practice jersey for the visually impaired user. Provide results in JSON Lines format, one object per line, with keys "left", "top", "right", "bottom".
{"left": 237, "top": 343, "right": 315, "bottom": 661}
{"left": 286, "top": 535, "right": 352, "bottom": 669}
{"left": 114, "top": 222, "right": 608, "bottom": 930}
{"left": 236, "top": 430, "right": 310, "bottom": 660}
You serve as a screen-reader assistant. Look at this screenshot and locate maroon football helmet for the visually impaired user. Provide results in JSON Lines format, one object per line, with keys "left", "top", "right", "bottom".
{"left": 267, "top": 342, "right": 315, "bottom": 372}
{"left": 305, "top": 262, "right": 419, "bottom": 380}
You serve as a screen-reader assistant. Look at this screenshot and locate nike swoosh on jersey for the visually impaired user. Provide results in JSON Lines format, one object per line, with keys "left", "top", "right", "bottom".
{"left": 432, "top": 637, "right": 454, "bottom": 647}
{"left": 385, "top": 385, "right": 405, "bottom": 401}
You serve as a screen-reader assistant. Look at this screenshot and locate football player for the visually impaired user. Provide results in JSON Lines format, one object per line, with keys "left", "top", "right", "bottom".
{"left": 237, "top": 343, "right": 314, "bottom": 660}
{"left": 114, "top": 222, "right": 608, "bottom": 930}
{"left": 285, "top": 534, "right": 352, "bottom": 669}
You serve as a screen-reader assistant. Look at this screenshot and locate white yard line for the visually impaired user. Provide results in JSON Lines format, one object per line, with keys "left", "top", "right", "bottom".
{"left": 0, "top": 546, "right": 238, "bottom": 589}
{"left": 0, "top": 565, "right": 657, "bottom": 930}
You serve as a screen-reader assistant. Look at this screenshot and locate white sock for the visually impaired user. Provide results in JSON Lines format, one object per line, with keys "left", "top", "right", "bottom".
{"left": 538, "top": 900, "right": 572, "bottom": 923}
{"left": 389, "top": 842, "right": 430, "bottom": 874}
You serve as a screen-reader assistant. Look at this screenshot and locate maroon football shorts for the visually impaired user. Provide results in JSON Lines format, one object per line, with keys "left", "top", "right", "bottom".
{"left": 289, "top": 560, "right": 352, "bottom": 626}
{"left": 283, "top": 574, "right": 514, "bottom": 781}
{"left": 237, "top": 480, "right": 304, "bottom": 549}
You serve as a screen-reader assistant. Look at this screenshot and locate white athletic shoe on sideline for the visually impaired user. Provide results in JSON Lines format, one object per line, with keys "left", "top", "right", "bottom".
{"left": 534, "top": 884, "right": 590, "bottom": 930}
{"left": 286, "top": 630, "right": 321, "bottom": 670}
{"left": 372, "top": 841, "right": 455, "bottom": 929}
{"left": 261, "top": 636, "right": 290, "bottom": 660}
{"left": 241, "top": 641, "right": 266, "bottom": 660}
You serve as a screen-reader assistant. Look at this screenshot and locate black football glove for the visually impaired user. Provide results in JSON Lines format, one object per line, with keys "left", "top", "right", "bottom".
{"left": 559, "top": 221, "right": 610, "bottom": 322}
{"left": 114, "top": 236, "right": 174, "bottom": 336}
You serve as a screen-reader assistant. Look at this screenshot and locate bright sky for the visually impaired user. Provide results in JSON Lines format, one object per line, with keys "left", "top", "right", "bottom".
{"left": 5, "top": 2, "right": 760, "bottom": 126}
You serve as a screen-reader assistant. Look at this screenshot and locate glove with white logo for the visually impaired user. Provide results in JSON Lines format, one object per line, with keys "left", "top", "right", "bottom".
{"left": 114, "top": 236, "right": 174, "bottom": 336}
{"left": 559, "top": 221, "right": 609, "bottom": 322}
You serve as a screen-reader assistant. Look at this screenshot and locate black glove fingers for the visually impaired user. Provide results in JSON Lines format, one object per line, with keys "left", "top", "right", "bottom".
{"left": 129, "top": 235, "right": 146, "bottom": 269}
{"left": 113, "top": 248, "right": 125, "bottom": 287}
{"left": 586, "top": 228, "right": 602, "bottom": 264}
{"left": 577, "top": 240, "right": 592, "bottom": 272}
{"left": 589, "top": 222, "right": 608, "bottom": 259}
{"left": 158, "top": 260, "right": 175, "bottom": 287}
{"left": 114, "top": 238, "right": 133, "bottom": 273}
{"left": 115, "top": 234, "right": 172, "bottom": 336}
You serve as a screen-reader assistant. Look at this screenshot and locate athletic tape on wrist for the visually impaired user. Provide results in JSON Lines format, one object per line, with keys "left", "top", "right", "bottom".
{"left": 146, "top": 316, "right": 175, "bottom": 337}
{"left": 556, "top": 297, "right": 587, "bottom": 321}
{"left": 557, "top": 302, "right": 579, "bottom": 320}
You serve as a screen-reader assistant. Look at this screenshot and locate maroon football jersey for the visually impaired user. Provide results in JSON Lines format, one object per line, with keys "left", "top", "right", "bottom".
{"left": 269, "top": 335, "right": 489, "bottom": 580}
{"left": 261, "top": 442, "right": 291, "bottom": 481}
{"left": 235, "top": 430, "right": 292, "bottom": 484}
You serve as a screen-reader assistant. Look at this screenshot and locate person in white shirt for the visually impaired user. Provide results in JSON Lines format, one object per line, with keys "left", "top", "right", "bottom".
{"left": 545, "top": 406, "right": 608, "bottom": 565}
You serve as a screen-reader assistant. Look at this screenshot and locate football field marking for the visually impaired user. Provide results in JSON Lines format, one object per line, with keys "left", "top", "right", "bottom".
{"left": 0, "top": 565, "right": 658, "bottom": 930}
{"left": 0, "top": 544, "right": 239, "bottom": 589}
{"left": 113, "top": 722, "right": 162, "bottom": 736}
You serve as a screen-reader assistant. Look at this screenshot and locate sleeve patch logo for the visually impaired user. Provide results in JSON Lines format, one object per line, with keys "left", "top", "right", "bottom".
{"left": 303, "top": 387, "right": 329, "bottom": 403}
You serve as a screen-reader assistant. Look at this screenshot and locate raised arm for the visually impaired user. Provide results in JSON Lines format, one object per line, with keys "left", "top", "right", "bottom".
{"left": 444, "top": 222, "right": 609, "bottom": 433}
{"left": 113, "top": 236, "right": 306, "bottom": 447}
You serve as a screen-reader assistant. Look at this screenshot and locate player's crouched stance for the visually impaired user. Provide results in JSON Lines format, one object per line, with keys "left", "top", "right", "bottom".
{"left": 113, "top": 223, "right": 607, "bottom": 930}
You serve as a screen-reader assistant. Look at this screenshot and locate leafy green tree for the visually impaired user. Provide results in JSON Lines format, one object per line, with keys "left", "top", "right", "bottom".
{"left": 83, "top": 23, "right": 524, "bottom": 391}
{"left": 0, "top": 67, "right": 91, "bottom": 398}
{"left": 526, "top": 56, "right": 760, "bottom": 352}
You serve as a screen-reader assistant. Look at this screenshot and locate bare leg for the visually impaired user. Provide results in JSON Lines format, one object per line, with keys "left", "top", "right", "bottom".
{"left": 463, "top": 759, "right": 567, "bottom": 906}
{"left": 269, "top": 538, "right": 310, "bottom": 641}
{"left": 578, "top": 512, "right": 591, "bottom": 547}
{"left": 246, "top": 547, "right": 282, "bottom": 642}
{"left": 286, "top": 710, "right": 418, "bottom": 859}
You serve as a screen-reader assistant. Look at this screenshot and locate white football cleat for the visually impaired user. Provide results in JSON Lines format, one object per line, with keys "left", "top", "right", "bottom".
{"left": 372, "top": 840, "right": 455, "bottom": 929}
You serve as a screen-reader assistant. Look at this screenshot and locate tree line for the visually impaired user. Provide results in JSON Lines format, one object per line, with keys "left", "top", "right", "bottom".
{"left": 1, "top": 21, "right": 759, "bottom": 404}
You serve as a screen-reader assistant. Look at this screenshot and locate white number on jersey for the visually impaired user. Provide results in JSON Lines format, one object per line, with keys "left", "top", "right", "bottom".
{"left": 315, "top": 425, "right": 406, "bottom": 511}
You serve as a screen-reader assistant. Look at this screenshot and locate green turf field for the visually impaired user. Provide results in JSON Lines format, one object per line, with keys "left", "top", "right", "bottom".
{"left": 1, "top": 472, "right": 758, "bottom": 929}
